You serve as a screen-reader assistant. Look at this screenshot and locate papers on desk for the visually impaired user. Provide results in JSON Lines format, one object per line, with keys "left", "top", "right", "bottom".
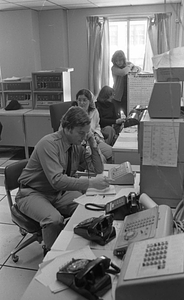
{"left": 86, "top": 184, "right": 116, "bottom": 196}
{"left": 3, "top": 76, "right": 21, "bottom": 81}
{"left": 74, "top": 186, "right": 138, "bottom": 206}
{"left": 36, "top": 246, "right": 96, "bottom": 293}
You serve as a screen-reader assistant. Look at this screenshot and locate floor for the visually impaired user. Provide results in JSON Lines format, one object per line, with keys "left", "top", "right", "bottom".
{"left": 0, "top": 147, "right": 43, "bottom": 300}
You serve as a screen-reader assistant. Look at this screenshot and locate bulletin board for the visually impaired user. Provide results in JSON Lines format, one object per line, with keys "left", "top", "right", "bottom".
{"left": 127, "top": 73, "right": 154, "bottom": 113}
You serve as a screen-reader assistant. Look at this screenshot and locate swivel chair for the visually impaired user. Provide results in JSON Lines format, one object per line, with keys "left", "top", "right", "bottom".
{"left": 49, "top": 101, "right": 72, "bottom": 132}
{"left": 4, "top": 159, "right": 42, "bottom": 262}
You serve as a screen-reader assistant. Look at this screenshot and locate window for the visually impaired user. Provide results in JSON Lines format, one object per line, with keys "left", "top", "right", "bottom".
{"left": 109, "top": 19, "right": 148, "bottom": 86}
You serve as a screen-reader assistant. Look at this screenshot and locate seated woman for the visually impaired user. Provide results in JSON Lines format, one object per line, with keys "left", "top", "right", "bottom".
{"left": 75, "top": 89, "right": 114, "bottom": 163}
{"left": 96, "top": 85, "right": 125, "bottom": 136}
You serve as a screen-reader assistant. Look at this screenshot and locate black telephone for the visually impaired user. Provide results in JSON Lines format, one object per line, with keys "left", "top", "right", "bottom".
{"left": 74, "top": 214, "right": 116, "bottom": 245}
{"left": 124, "top": 105, "right": 147, "bottom": 128}
{"left": 57, "top": 255, "right": 120, "bottom": 300}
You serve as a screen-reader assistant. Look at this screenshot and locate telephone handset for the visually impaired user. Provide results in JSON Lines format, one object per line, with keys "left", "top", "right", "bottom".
{"left": 74, "top": 214, "right": 116, "bottom": 245}
{"left": 108, "top": 161, "right": 135, "bottom": 185}
{"left": 57, "top": 255, "right": 120, "bottom": 300}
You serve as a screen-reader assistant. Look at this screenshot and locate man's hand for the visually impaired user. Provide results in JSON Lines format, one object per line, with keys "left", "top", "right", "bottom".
{"left": 89, "top": 176, "right": 110, "bottom": 190}
{"left": 86, "top": 130, "right": 98, "bottom": 148}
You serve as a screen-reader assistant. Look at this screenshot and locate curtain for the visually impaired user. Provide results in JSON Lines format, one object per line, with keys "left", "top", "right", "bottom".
{"left": 148, "top": 13, "right": 171, "bottom": 56}
{"left": 143, "top": 13, "right": 171, "bottom": 72}
{"left": 87, "top": 16, "right": 109, "bottom": 97}
{"left": 143, "top": 23, "right": 153, "bottom": 73}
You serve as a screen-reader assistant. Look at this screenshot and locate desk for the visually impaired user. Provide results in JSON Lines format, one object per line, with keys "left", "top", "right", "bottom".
{"left": 112, "top": 128, "right": 139, "bottom": 165}
{"left": 0, "top": 108, "right": 53, "bottom": 158}
{"left": 0, "top": 108, "right": 31, "bottom": 158}
{"left": 24, "top": 109, "right": 52, "bottom": 147}
{"left": 20, "top": 176, "right": 140, "bottom": 300}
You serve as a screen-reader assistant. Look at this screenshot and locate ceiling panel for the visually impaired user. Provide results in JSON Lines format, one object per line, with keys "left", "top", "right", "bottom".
{"left": 0, "top": 0, "right": 180, "bottom": 11}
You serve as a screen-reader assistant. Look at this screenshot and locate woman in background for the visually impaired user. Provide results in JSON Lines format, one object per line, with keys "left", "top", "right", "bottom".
{"left": 111, "top": 50, "right": 141, "bottom": 116}
{"left": 75, "top": 89, "right": 114, "bottom": 163}
{"left": 96, "top": 85, "right": 125, "bottom": 136}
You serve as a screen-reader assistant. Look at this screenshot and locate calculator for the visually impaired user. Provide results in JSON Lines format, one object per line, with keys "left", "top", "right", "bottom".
{"left": 108, "top": 162, "right": 135, "bottom": 185}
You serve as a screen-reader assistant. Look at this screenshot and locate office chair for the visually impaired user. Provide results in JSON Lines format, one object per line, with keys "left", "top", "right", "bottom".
{"left": 4, "top": 159, "right": 42, "bottom": 262}
{"left": 49, "top": 101, "right": 72, "bottom": 132}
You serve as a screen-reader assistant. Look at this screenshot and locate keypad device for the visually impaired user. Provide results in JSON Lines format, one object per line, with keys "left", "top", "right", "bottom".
{"left": 114, "top": 206, "right": 158, "bottom": 256}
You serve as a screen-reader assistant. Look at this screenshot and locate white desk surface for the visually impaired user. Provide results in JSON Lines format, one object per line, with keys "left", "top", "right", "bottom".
{"left": 20, "top": 175, "right": 140, "bottom": 300}
{"left": 112, "top": 129, "right": 138, "bottom": 152}
{"left": 0, "top": 108, "right": 32, "bottom": 115}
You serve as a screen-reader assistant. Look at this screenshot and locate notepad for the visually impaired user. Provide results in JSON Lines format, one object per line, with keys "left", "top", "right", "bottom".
{"left": 86, "top": 185, "right": 116, "bottom": 196}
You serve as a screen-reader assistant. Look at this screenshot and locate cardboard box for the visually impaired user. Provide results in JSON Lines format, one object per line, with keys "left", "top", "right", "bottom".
{"left": 154, "top": 67, "right": 184, "bottom": 82}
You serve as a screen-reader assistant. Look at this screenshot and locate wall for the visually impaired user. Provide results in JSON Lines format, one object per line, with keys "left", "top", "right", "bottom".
{"left": 0, "top": 3, "right": 182, "bottom": 98}
{"left": 0, "top": 10, "right": 41, "bottom": 78}
{"left": 38, "top": 9, "right": 69, "bottom": 70}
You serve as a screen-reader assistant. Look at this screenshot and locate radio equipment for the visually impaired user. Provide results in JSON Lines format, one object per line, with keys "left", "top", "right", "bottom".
{"left": 33, "top": 92, "right": 63, "bottom": 109}
{"left": 2, "top": 80, "right": 33, "bottom": 108}
{"left": 32, "top": 70, "right": 73, "bottom": 109}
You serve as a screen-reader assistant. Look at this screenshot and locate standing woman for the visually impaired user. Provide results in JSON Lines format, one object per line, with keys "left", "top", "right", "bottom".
{"left": 111, "top": 50, "right": 140, "bottom": 116}
{"left": 76, "top": 89, "right": 113, "bottom": 163}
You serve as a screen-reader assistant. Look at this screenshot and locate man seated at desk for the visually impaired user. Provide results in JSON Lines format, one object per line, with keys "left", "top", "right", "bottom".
{"left": 15, "top": 106, "right": 110, "bottom": 254}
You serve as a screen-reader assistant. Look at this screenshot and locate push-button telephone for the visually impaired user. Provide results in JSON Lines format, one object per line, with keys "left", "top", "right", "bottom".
{"left": 116, "top": 233, "right": 184, "bottom": 300}
{"left": 114, "top": 204, "right": 173, "bottom": 257}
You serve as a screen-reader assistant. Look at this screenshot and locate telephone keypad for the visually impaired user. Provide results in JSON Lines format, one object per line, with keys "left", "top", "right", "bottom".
{"left": 125, "top": 215, "right": 156, "bottom": 232}
{"left": 111, "top": 165, "right": 128, "bottom": 179}
{"left": 114, "top": 206, "right": 158, "bottom": 256}
{"left": 142, "top": 241, "right": 168, "bottom": 269}
{"left": 108, "top": 161, "right": 134, "bottom": 185}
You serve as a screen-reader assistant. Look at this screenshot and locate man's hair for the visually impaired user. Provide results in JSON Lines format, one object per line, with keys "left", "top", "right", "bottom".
{"left": 61, "top": 106, "right": 90, "bottom": 129}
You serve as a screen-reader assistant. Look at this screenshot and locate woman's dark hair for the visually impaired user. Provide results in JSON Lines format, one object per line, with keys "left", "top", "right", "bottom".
{"left": 97, "top": 85, "right": 114, "bottom": 102}
{"left": 61, "top": 106, "right": 90, "bottom": 129}
{"left": 76, "top": 89, "right": 95, "bottom": 113}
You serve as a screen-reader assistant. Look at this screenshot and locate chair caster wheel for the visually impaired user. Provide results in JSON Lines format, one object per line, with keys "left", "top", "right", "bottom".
{"left": 20, "top": 228, "right": 27, "bottom": 237}
{"left": 12, "top": 254, "right": 19, "bottom": 262}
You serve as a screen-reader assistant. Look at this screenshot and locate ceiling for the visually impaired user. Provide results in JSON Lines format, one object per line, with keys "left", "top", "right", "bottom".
{"left": 0, "top": 0, "right": 181, "bottom": 11}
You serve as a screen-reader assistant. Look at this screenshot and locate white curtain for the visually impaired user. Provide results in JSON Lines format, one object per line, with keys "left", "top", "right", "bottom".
{"left": 143, "top": 24, "right": 153, "bottom": 73}
{"left": 87, "top": 16, "right": 110, "bottom": 97}
{"left": 143, "top": 13, "right": 171, "bottom": 72}
{"left": 148, "top": 13, "right": 171, "bottom": 56}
